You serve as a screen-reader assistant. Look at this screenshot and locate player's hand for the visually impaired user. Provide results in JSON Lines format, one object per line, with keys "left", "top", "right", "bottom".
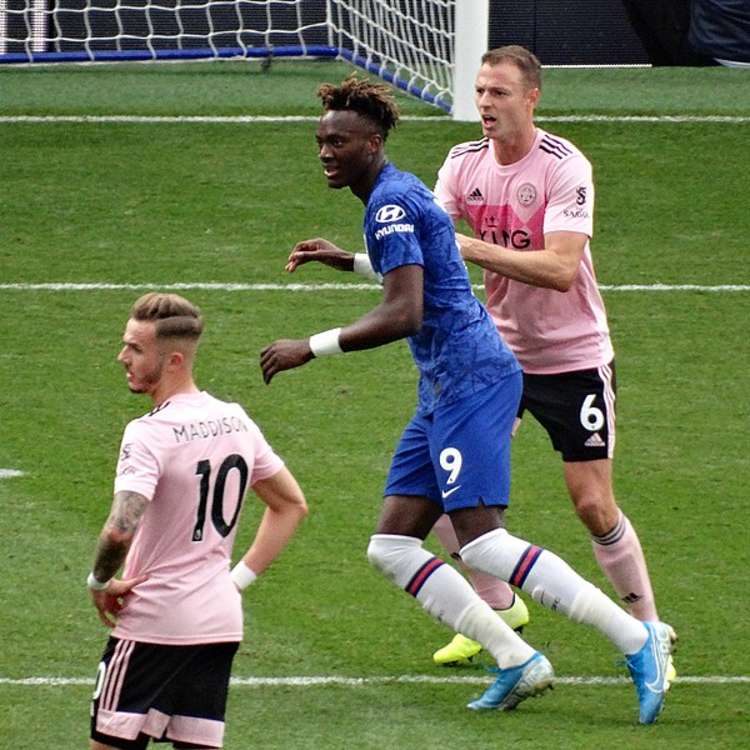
{"left": 260, "top": 339, "right": 314, "bottom": 384}
{"left": 90, "top": 575, "right": 147, "bottom": 629}
{"left": 285, "top": 238, "right": 354, "bottom": 273}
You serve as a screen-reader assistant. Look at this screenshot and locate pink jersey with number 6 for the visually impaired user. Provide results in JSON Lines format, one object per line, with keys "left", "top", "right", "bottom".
{"left": 435, "top": 128, "right": 613, "bottom": 374}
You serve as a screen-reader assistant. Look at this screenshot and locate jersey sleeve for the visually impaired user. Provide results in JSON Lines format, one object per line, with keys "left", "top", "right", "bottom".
{"left": 366, "top": 191, "right": 424, "bottom": 277}
{"left": 247, "top": 419, "right": 285, "bottom": 485}
{"left": 434, "top": 155, "right": 462, "bottom": 221}
{"left": 114, "top": 420, "right": 162, "bottom": 500}
{"left": 543, "top": 153, "right": 595, "bottom": 238}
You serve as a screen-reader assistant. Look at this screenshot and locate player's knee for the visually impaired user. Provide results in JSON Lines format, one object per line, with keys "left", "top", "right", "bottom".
{"left": 367, "top": 534, "right": 405, "bottom": 570}
{"left": 366, "top": 535, "right": 386, "bottom": 570}
{"left": 459, "top": 528, "right": 515, "bottom": 580}
{"left": 367, "top": 534, "right": 423, "bottom": 582}
{"left": 573, "top": 495, "right": 618, "bottom": 535}
{"left": 573, "top": 494, "right": 601, "bottom": 521}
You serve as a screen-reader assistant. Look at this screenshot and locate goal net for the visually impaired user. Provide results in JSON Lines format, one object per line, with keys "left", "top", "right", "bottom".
{"left": 0, "top": 0, "right": 486, "bottom": 116}
{"left": 328, "top": 0, "right": 453, "bottom": 111}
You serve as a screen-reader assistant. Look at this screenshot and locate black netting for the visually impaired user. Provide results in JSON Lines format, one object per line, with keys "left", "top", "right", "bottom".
{"left": 488, "top": 0, "right": 649, "bottom": 65}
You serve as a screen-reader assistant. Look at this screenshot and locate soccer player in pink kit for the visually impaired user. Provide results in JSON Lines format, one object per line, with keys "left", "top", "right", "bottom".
{"left": 86, "top": 293, "right": 307, "bottom": 750}
{"left": 430, "top": 45, "right": 676, "bottom": 680}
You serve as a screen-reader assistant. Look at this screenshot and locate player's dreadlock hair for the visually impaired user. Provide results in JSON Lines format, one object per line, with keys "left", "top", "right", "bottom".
{"left": 130, "top": 292, "right": 204, "bottom": 340}
{"left": 317, "top": 75, "right": 400, "bottom": 140}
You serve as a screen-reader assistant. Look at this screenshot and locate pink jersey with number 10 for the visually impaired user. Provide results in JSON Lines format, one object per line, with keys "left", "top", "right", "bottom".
{"left": 435, "top": 128, "right": 613, "bottom": 374}
{"left": 111, "top": 391, "right": 284, "bottom": 645}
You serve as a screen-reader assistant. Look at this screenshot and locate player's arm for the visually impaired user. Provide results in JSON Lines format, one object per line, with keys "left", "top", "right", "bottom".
{"left": 337, "top": 263, "right": 423, "bottom": 347}
{"left": 87, "top": 490, "right": 149, "bottom": 628}
{"left": 229, "top": 466, "right": 308, "bottom": 590}
{"left": 458, "top": 230, "right": 587, "bottom": 292}
{"left": 260, "top": 263, "right": 423, "bottom": 384}
{"left": 285, "top": 237, "right": 382, "bottom": 282}
{"left": 92, "top": 490, "right": 147, "bottom": 581}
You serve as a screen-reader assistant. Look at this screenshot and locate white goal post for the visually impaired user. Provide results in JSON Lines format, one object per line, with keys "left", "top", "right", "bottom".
{"left": 0, "top": 0, "right": 487, "bottom": 120}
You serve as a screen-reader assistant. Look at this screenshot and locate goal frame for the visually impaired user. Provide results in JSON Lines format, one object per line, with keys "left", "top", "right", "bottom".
{"left": 0, "top": 0, "right": 487, "bottom": 120}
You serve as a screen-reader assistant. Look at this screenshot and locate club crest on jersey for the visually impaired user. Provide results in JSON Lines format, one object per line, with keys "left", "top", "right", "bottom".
{"left": 517, "top": 183, "right": 537, "bottom": 207}
{"left": 375, "top": 204, "right": 406, "bottom": 223}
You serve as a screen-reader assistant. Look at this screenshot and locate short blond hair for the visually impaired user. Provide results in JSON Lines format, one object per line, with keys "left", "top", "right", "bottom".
{"left": 129, "top": 292, "right": 203, "bottom": 340}
{"left": 482, "top": 45, "right": 542, "bottom": 91}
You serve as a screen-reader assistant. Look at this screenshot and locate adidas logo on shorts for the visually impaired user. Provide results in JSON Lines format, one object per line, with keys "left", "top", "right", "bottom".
{"left": 584, "top": 432, "right": 605, "bottom": 448}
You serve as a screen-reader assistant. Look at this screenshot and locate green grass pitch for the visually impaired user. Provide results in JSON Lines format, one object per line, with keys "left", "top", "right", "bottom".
{"left": 0, "top": 60, "right": 748, "bottom": 748}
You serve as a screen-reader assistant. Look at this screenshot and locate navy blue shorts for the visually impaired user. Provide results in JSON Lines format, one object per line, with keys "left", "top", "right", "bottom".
{"left": 384, "top": 372, "right": 522, "bottom": 511}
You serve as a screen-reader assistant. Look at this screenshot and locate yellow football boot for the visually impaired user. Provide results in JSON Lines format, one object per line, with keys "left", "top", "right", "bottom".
{"left": 433, "top": 595, "right": 530, "bottom": 666}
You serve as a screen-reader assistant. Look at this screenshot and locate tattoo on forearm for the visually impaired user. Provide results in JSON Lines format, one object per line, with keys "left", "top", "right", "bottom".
{"left": 93, "top": 539, "right": 128, "bottom": 583}
{"left": 92, "top": 491, "right": 148, "bottom": 581}
{"left": 110, "top": 490, "right": 149, "bottom": 535}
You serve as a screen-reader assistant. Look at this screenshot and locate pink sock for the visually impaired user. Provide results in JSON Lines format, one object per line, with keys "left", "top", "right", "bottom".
{"left": 432, "top": 514, "right": 515, "bottom": 610}
{"left": 592, "top": 512, "right": 658, "bottom": 621}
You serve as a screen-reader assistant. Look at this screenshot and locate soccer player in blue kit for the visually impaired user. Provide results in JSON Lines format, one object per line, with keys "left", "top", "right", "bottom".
{"left": 260, "top": 75, "right": 673, "bottom": 723}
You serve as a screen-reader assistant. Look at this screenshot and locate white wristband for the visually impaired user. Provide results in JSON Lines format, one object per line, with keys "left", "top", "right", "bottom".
{"left": 87, "top": 572, "right": 110, "bottom": 591}
{"left": 309, "top": 327, "right": 343, "bottom": 357}
{"left": 353, "top": 253, "right": 381, "bottom": 282}
{"left": 230, "top": 560, "right": 258, "bottom": 591}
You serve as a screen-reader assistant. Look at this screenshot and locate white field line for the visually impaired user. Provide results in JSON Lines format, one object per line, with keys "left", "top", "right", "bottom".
{"left": 0, "top": 282, "right": 748, "bottom": 293}
{"left": 0, "top": 115, "right": 749, "bottom": 124}
{"left": 1, "top": 674, "right": 748, "bottom": 688}
{"left": 0, "top": 469, "right": 25, "bottom": 479}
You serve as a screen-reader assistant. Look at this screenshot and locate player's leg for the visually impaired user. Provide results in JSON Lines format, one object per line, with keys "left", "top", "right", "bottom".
{"left": 455, "top": 518, "right": 673, "bottom": 722}
{"left": 165, "top": 642, "right": 238, "bottom": 748}
{"left": 90, "top": 741, "right": 218, "bottom": 750}
{"left": 564, "top": 458, "right": 658, "bottom": 621}
{"left": 565, "top": 455, "right": 676, "bottom": 686}
{"left": 368, "top": 495, "right": 552, "bottom": 710}
{"left": 90, "top": 639, "right": 154, "bottom": 750}
{"left": 430, "top": 513, "right": 528, "bottom": 666}
{"left": 528, "top": 361, "right": 661, "bottom": 622}
{"left": 430, "top": 400, "right": 530, "bottom": 666}
{"left": 557, "top": 363, "right": 675, "bottom": 684}
{"left": 369, "top": 493, "right": 537, "bottom": 672}
{"left": 441, "top": 374, "right": 672, "bottom": 722}
{"left": 432, "top": 514, "right": 515, "bottom": 610}
{"left": 90, "top": 638, "right": 236, "bottom": 749}
{"left": 416, "top": 374, "right": 553, "bottom": 708}
{"left": 367, "top": 410, "right": 551, "bottom": 710}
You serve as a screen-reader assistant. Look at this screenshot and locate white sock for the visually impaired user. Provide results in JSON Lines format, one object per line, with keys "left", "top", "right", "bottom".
{"left": 367, "top": 534, "right": 535, "bottom": 668}
{"left": 460, "top": 528, "right": 648, "bottom": 655}
{"left": 456, "top": 600, "right": 536, "bottom": 668}
{"left": 432, "top": 513, "right": 515, "bottom": 609}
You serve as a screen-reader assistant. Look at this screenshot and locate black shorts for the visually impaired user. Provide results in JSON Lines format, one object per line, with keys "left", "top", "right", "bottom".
{"left": 91, "top": 637, "right": 239, "bottom": 750}
{"left": 518, "top": 361, "right": 617, "bottom": 462}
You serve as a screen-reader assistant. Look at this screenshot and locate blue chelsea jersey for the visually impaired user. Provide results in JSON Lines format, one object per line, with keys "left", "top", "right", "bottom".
{"left": 363, "top": 163, "right": 520, "bottom": 415}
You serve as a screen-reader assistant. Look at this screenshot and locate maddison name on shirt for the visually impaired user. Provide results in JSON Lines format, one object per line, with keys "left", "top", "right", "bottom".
{"left": 173, "top": 416, "right": 249, "bottom": 444}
